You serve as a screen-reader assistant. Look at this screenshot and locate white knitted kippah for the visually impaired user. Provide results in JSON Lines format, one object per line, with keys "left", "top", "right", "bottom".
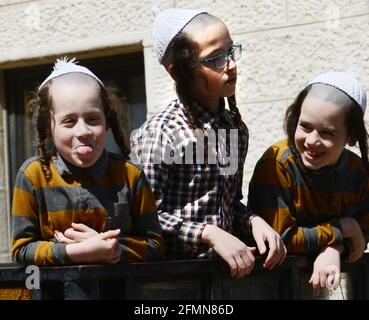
{"left": 152, "top": 7, "right": 206, "bottom": 64}
{"left": 39, "top": 57, "right": 104, "bottom": 90}
{"left": 308, "top": 71, "right": 367, "bottom": 114}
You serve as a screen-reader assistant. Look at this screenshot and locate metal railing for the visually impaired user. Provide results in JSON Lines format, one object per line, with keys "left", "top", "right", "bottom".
{"left": 0, "top": 254, "right": 368, "bottom": 300}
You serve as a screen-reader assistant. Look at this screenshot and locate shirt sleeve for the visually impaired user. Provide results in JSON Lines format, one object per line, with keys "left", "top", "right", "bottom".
{"left": 11, "top": 168, "right": 72, "bottom": 266}
{"left": 247, "top": 158, "right": 343, "bottom": 254}
{"left": 130, "top": 127, "right": 207, "bottom": 253}
{"left": 119, "top": 170, "right": 164, "bottom": 262}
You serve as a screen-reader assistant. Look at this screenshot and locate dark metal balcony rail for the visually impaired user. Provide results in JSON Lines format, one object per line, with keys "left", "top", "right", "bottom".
{"left": 0, "top": 254, "right": 368, "bottom": 300}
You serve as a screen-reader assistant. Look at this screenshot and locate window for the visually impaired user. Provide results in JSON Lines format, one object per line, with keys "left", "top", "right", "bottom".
{"left": 5, "top": 52, "right": 147, "bottom": 193}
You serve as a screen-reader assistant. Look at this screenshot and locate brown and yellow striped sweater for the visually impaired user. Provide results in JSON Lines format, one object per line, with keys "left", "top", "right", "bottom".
{"left": 12, "top": 151, "right": 164, "bottom": 266}
{"left": 248, "top": 139, "right": 369, "bottom": 254}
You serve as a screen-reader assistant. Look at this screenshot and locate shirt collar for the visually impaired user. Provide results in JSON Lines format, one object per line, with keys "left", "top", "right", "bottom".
{"left": 54, "top": 149, "right": 109, "bottom": 183}
{"left": 179, "top": 98, "right": 230, "bottom": 129}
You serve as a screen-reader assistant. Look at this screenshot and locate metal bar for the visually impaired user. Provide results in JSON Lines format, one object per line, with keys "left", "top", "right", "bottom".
{"left": 0, "top": 254, "right": 367, "bottom": 300}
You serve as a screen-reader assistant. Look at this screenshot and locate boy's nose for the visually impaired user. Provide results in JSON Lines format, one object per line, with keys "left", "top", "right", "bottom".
{"left": 75, "top": 120, "right": 92, "bottom": 137}
{"left": 305, "top": 131, "right": 321, "bottom": 146}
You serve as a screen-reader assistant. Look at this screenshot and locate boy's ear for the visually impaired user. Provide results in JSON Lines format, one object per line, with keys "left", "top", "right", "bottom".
{"left": 347, "top": 136, "right": 357, "bottom": 147}
{"left": 166, "top": 64, "right": 176, "bottom": 81}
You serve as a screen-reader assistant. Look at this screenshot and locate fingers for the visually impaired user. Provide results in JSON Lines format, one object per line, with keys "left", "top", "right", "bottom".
{"left": 54, "top": 230, "right": 62, "bottom": 242}
{"left": 243, "top": 249, "right": 255, "bottom": 275}
{"left": 263, "top": 237, "right": 278, "bottom": 269}
{"left": 326, "top": 273, "right": 335, "bottom": 289}
{"left": 54, "top": 230, "right": 75, "bottom": 244}
{"left": 310, "top": 267, "right": 341, "bottom": 295}
{"left": 109, "top": 253, "right": 121, "bottom": 264}
{"left": 64, "top": 228, "right": 78, "bottom": 240}
{"left": 234, "top": 255, "right": 255, "bottom": 278}
{"left": 64, "top": 224, "right": 99, "bottom": 242}
{"left": 246, "top": 246, "right": 257, "bottom": 253}
{"left": 99, "top": 229, "right": 121, "bottom": 240}
{"left": 226, "top": 249, "right": 255, "bottom": 279}
{"left": 325, "top": 265, "right": 340, "bottom": 290}
{"left": 71, "top": 223, "right": 93, "bottom": 232}
{"left": 209, "top": 229, "right": 256, "bottom": 278}
{"left": 332, "top": 270, "right": 340, "bottom": 290}
{"left": 319, "top": 271, "right": 327, "bottom": 290}
{"left": 254, "top": 234, "right": 267, "bottom": 255}
{"left": 309, "top": 271, "right": 321, "bottom": 295}
{"left": 64, "top": 228, "right": 87, "bottom": 241}
{"left": 326, "top": 272, "right": 340, "bottom": 290}
{"left": 228, "top": 259, "right": 238, "bottom": 278}
{"left": 107, "top": 239, "right": 121, "bottom": 264}
{"left": 280, "top": 245, "right": 287, "bottom": 265}
{"left": 274, "top": 243, "right": 288, "bottom": 268}
{"left": 233, "top": 255, "right": 247, "bottom": 278}
{"left": 227, "top": 256, "right": 242, "bottom": 278}
{"left": 263, "top": 237, "right": 287, "bottom": 270}
{"left": 251, "top": 218, "right": 287, "bottom": 270}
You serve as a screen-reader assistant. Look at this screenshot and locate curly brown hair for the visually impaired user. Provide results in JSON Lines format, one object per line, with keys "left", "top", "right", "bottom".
{"left": 29, "top": 76, "right": 130, "bottom": 181}
{"left": 284, "top": 84, "right": 369, "bottom": 173}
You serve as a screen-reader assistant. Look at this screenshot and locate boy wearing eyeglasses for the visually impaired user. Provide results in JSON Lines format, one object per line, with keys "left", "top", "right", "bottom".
{"left": 131, "top": 8, "right": 286, "bottom": 278}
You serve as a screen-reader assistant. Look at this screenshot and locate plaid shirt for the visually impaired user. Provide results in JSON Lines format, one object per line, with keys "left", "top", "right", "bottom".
{"left": 130, "top": 99, "right": 252, "bottom": 259}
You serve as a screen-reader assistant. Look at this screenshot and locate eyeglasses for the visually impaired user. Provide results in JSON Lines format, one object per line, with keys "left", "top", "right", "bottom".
{"left": 198, "top": 43, "right": 242, "bottom": 70}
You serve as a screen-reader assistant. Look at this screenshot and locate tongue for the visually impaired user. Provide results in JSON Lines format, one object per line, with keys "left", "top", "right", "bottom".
{"left": 77, "top": 146, "right": 93, "bottom": 156}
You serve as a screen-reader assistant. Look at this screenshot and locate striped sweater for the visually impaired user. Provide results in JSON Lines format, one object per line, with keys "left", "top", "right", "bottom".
{"left": 12, "top": 150, "right": 164, "bottom": 266}
{"left": 248, "top": 139, "right": 369, "bottom": 254}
